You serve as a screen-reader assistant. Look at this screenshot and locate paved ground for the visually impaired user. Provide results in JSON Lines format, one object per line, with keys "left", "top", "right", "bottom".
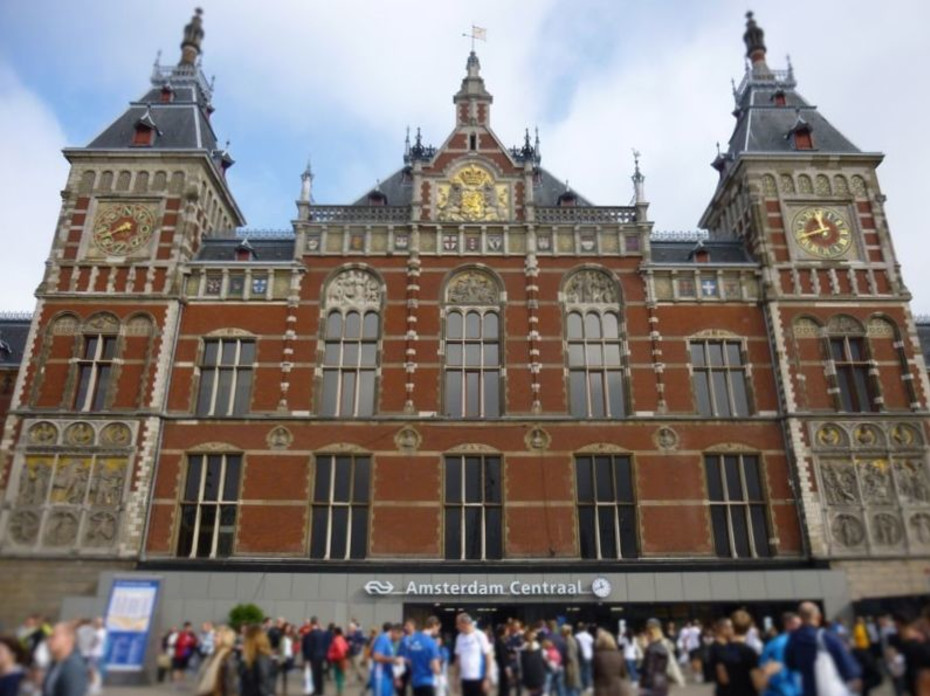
{"left": 104, "top": 673, "right": 897, "bottom": 696}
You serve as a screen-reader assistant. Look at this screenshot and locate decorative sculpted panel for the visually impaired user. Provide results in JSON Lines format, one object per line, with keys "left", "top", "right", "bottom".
{"left": 436, "top": 165, "right": 510, "bottom": 222}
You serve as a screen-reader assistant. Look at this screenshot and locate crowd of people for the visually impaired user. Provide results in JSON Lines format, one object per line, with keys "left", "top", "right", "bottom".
{"left": 6, "top": 602, "right": 930, "bottom": 696}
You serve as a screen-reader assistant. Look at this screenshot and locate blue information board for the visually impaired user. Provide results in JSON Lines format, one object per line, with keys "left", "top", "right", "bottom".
{"left": 103, "top": 578, "right": 161, "bottom": 672}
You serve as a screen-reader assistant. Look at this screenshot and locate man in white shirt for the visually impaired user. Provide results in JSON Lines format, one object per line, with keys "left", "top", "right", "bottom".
{"left": 573, "top": 624, "right": 594, "bottom": 692}
{"left": 451, "top": 613, "right": 491, "bottom": 696}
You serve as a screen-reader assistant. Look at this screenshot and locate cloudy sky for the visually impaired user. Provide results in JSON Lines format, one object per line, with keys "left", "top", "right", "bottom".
{"left": 1, "top": 1, "right": 929, "bottom": 313}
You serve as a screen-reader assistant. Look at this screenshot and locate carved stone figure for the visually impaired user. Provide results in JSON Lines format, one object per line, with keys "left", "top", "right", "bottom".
{"left": 821, "top": 462, "right": 858, "bottom": 504}
{"left": 891, "top": 424, "right": 918, "bottom": 448}
{"left": 894, "top": 460, "right": 930, "bottom": 503}
{"left": 872, "top": 513, "right": 903, "bottom": 546}
{"left": 326, "top": 269, "right": 382, "bottom": 307}
{"left": 8, "top": 510, "right": 40, "bottom": 545}
{"left": 90, "top": 462, "right": 126, "bottom": 507}
{"left": 17, "top": 460, "right": 52, "bottom": 506}
{"left": 267, "top": 426, "right": 293, "bottom": 451}
{"left": 524, "top": 427, "right": 550, "bottom": 452}
{"left": 854, "top": 425, "right": 880, "bottom": 447}
{"left": 859, "top": 460, "right": 893, "bottom": 504}
{"left": 51, "top": 460, "right": 90, "bottom": 504}
{"left": 65, "top": 422, "right": 95, "bottom": 447}
{"left": 44, "top": 510, "right": 79, "bottom": 546}
{"left": 780, "top": 174, "right": 796, "bottom": 194}
{"left": 28, "top": 422, "right": 58, "bottom": 445}
{"left": 653, "top": 426, "right": 679, "bottom": 451}
{"left": 84, "top": 511, "right": 118, "bottom": 546}
{"left": 831, "top": 514, "right": 865, "bottom": 547}
{"left": 910, "top": 513, "right": 930, "bottom": 545}
{"left": 446, "top": 271, "right": 499, "bottom": 306}
{"left": 564, "top": 270, "right": 618, "bottom": 305}
{"left": 100, "top": 423, "right": 132, "bottom": 447}
{"left": 816, "top": 424, "right": 844, "bottom": 448}
{"left": 395, "top": 426, "right": 421, "bottom": 453}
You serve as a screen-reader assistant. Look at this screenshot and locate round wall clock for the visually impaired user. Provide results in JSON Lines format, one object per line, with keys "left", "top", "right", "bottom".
{"left": 92, "top": 203, "right": 157, "bottom": 254}
{"left": 793, "top": 207, "right": 851, "bottom": 259}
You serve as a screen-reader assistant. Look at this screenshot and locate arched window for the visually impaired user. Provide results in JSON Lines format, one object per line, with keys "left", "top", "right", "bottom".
{"left": 320, "top": 269, "right": 383, "bottom": 417}
{"left": 826, "top": 316, "right": 878, "bottom": 413}
{"left": 443, "top": 269, "right": 502, "bottom": 418}
{"left": 562, "top": 269, "right": 626, "bottom": 418}
{"left": 74, "top": 314, "right": 120, "bottom": 412}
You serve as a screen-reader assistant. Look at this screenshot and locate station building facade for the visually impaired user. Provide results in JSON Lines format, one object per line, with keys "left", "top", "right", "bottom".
{"left": 1, "top": 11, "right": 929, "bottom": 630}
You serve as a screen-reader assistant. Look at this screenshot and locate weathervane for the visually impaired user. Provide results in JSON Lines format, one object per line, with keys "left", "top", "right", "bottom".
{"left": 462, "top": 25, "right": 487, "bottom": 52}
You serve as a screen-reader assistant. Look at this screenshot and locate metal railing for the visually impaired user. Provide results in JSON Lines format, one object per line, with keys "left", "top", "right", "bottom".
{"left": 535, "top": 206, "right": 637, "bottom": 224}
{"left": 306, "top": 206, "right": 411, "bottom": 224}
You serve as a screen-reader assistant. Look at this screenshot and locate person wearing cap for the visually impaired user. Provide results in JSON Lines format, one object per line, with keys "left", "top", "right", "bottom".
{"left": 451, "top": 613, "right": 492, "bottom": 696}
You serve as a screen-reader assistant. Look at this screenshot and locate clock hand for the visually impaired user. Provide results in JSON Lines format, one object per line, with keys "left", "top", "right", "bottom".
{"left": 799, "top": 225, "right": 831, "bottom": 239}
{"left": 112, "top": 221, "right": 133, "bottom": 234}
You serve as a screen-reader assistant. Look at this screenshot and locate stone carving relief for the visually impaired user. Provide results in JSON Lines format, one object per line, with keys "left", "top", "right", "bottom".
{"left": 859, "top": 459, "right": 894, "bottom": 504}
{"left": 446, "top": 270, "right": 499, "bottom": 306}
{"left": 84, "top": 511, "right": 118, "bottom": 547}
{"left": 851, "top": 175, "right": 867, "bottom": 197}
{"left": 853, "top": 425, "right": 883, "bottom": 448}
{"left": 51, "top": 316, "right": 79, "bottom": 335}
{"left": 44, "top": 510, "right": 79, "bottom": 547}
{"left": 436, "top": 165, "right": 510, "bottom": 222}
{"left": 761, "top": 174, "right": 777, "bottom": 197}
{"left": 894, "top": 460, "right": 930, "bottom": 504}
{"left": 792, "top": 318, "right": 821, "bottom": 339}
{"left": 395, "top": 426, "right": 422, "bottom": 453}
{"left": 88, "top": 459, "right": 127, "bottom": 507}
{"left": 326, "top": 269, "right": 382, "bottom": 308}
{"left": 867, "top": 318, "right": 896, "bottom": 339}
{"left": 821, "top": 461, "right": 859, "bottom": 504}
{"left": 831, "top": 513, "right": 865, "bottom": 547}
{"left": 267, "top": 426, "right": 293, "bottom": 451}
{"left": 64, "top": 422, "right": 95, "bottom": 447}
{"left": 827, "top": 315, "right": 864, "bottom": 335}
{"left": 798, "top": 175, "right": 813, "bottom": 194}
{"left": 8, "top": 510, "right": 40, "bottom": 545}
{"left": 815, "top": 174, "right": 832, "bottom": 196}
{"left": 815, "top": 423, "right": 847, "bottom": 449}
{"left": 564, "top": 270, "right": 618, "bottom": 305}
{"left": 780, "top": 174, "right": 796, "bottom": 194}
{"left": 28, "top": 422, "right": 58, "bottom": 445}
{"left": 100, "top": 423, "right": 132, "bottom": 448}
{"left": 85, "top": 313, "right": 120, "bottom": 333}
{"left": 891, "top": 424, "right": 920, "bottom": 449}
{"left": 834, "top": 175, "right": 849, "bottom": 196}
{"left": 872, "top": 513, "right": 903, "bottom": 546}
{"left": 909, "top": 513, "right": 930, "bottom": 544}
{"left": 525, "top": 427, "right": 551, "bottom": 452}
{"left": 653, "top": 426, "right": 679, "bottom": 451}
{"left": 50, "top": 458, "right": 91, "bottom": 505}
{"left": 17, "top": 458, "right": 53, "bottom": 506}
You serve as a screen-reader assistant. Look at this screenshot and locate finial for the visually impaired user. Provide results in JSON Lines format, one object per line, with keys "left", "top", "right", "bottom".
{"left": 154, "top": 49, "right": 162, "bottom": 68}
{"left": 415, "top": 127, "right": 423, "bottom": 148}
{"left": 743, "top": 10, "right": 767, "bottom": 69}
{"left": 631, "top": 149, "right": 645, "bottom": 204}
{"left": 564, "top": 179, "right": 570, "bottom": 192}
{"left": 375, "top": 178, "right": 382, "bottom": 192}
{"left": 300, "top": 157, "right": 314, "bottom": 203}
{"left": 534, "top": 126, "right": 541, "bottom": 164}
{"left": 716, "top": 142, "right": 722, "bottom": 157}
{"left": 180, "top": 7, "right": 205, "bottom": 66}
{"left": 786, "top": 54, "right": 795, "bottom": 81}
{"left": 405, "top": 126, "right": 411, "bottom": 155}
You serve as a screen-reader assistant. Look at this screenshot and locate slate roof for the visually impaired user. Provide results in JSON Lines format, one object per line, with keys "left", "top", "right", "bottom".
{"left": 0, "top": 316, "right": 33, "bottom": 367}
{"left": 194, "top": 238, "right": 296, "bottom": 262}
{"left": 350, "top": 166, "right": 594, "bottom": 208}
{"left": 717, "top": 65, "right": 860, "bottom": 176}
{"left": 648, "top": 239, "right": 755, "bottom": 265}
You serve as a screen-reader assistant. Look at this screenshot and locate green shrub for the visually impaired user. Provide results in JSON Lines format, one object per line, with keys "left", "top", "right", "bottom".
{"left": 228, "top": 603, "right": 265, "bottom": 630}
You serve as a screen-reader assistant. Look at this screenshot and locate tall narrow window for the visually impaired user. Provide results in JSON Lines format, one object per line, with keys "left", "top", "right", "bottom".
{"left": 74, "top": 334, "right": 118, "bottom": 411}
{"left": 310, "top": 455, "right": 370, "bottom": 560}
{"left": 563, "top": 269, "right": 626, "bottom": 418}
{"left": 704, "top": 454, "right": 771, "bottom": 558}
{"left": 177, "top": 454, "right": 241, "bottom": 558}
{"left": 575, "top": 455, "right": 638, "bottom": 559}
{"left": 319, "top": 269, "right": 383, "bottom": 417}
{"left": 443, "top": 270, "right": 503, "bottom": 418}
{"left": 321, "top": 310, "right": 379, "bottom": 416}
{"left": 196, "top": 338, "right": 255, "bottom": 416}
{"left": 690, "top": 339, "right": 751, "bottom": 417}
{"left": 444, "top": 455, "right": 502, "bottom": 560}
{"left": 831, "top": 335, "right": 876, "bottom": 412}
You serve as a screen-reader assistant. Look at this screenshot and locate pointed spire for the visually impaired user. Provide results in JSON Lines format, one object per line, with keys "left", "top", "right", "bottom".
{"left": 466, "top": 51, "right": 481, "bottom": 79}
{"left": 180, "top": 7, "right": 205, "bottom": 66}
{"left": 743, "top": 11, "right": 768, "bottom": 73}
{"left": 534, "top": 127, "right": 541, "bottom": 162}
{"left": 300, "top": 158, "right": 314, "bottom": 203}
{"left": 404, "top": 126, "right": 411, "bottom": 159}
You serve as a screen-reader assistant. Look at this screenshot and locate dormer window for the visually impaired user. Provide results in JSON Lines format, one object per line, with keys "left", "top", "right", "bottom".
{"left": 367, "top": 190, "right": 387, "bottom": 207}
{"left": 160, "top": 85, "right": 174, "bottom": 103}
{"left": 557, "top": 190, "right": 577, "bottom": 208}
{"left": 772, "top": 90, "right": 786, "bottom": 106}
{"left": 132, "top": 124, "right": 155, "bottom": 147}
{"left": 235, "top": 240, "right": 254, "bottom": 261}
{"left": 788, "top": 111, "right": 814, "bottom": 150}
{"left": 689, "top": 241, "right": 710, "bottom": 263}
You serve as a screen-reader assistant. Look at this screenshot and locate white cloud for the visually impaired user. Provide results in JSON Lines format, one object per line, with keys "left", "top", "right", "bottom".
{"left": 0, "top": 64, "right": 68, "bottom": 313}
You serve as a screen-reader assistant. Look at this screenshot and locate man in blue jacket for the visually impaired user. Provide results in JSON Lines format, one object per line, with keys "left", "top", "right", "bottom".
{"left": 785, "top": 602, "right": 861, "bottom": 696}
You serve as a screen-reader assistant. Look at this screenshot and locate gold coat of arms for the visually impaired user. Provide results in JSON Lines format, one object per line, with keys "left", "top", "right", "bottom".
{"left": 436, "top": 164, "right": 510, "bottom": 221}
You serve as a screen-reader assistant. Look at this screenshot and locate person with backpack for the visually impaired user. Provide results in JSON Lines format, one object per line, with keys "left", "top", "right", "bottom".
{"left": 785, "top": 602, "right": 861, "bottom": 696}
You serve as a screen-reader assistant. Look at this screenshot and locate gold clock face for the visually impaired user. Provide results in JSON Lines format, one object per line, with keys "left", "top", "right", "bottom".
{"left": 793, "top": 207, "right": 852, "bottom": 259}
{"left": 92, "top": 203, "right": 156, "bottom": 255}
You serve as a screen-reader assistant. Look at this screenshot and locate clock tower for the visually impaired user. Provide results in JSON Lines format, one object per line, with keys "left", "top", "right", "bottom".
{"left": 0, "top": 10, "right": 244, "bottom": 561}
{"left": 700, "top": 13, "right": 930, "bottom": 594}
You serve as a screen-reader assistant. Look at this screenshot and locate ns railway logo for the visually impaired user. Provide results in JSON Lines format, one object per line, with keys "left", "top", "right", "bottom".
{"left": 363, "top": 577, "right": 612, "bottom": 599}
